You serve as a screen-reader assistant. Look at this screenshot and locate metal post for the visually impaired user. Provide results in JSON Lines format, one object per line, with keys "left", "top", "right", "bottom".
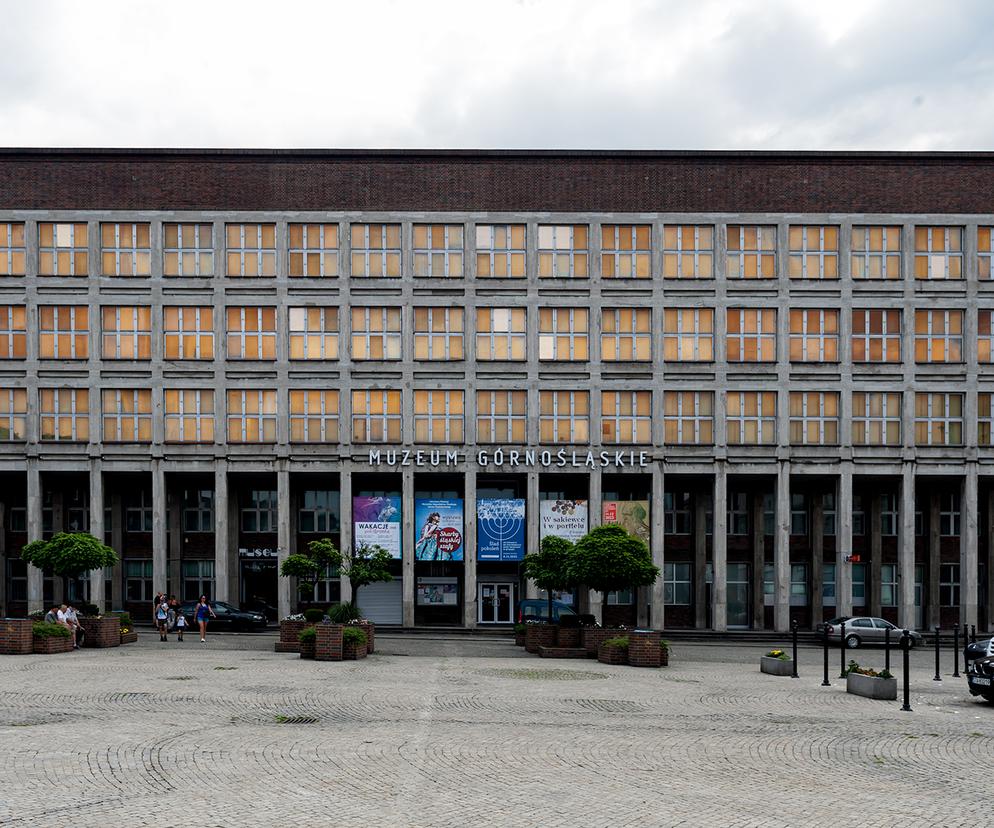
{"left": 822, "top": 628, "right": 830, "bottom": 687}
{"left": 791, "top": 621, "right": 799, "bottom": 678}
{"left": 839, "top": 617, "right": 848, "bottom": 679}
{"left": 901, "top": 630, "right": 912, "bottom": 712}
{"left": 971, "top": 624, "right": 977, "bottom": 644}
{"left": 884, "top": 625, "right": 891, "bottom": 672}
{"left": 953, "top": 625, "right": 960, "bottom": 678}
{"left": 933, "top": 626, "right": 942, "bottom": 681}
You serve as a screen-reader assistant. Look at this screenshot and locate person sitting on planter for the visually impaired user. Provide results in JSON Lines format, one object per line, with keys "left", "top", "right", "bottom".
{"left": 64, "top": 603, "right": 85, "bottom": 649}
{"left": 56, "top": 604, "right": 77, "bottom": 649}
{"left": 43, "top": 604, "right": 60, "bottom": 625}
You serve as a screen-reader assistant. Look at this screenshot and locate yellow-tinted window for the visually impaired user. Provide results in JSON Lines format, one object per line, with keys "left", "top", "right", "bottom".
{"left": 164, "top": 223, "right": 213, "bottom": 277}
{"left": 100, "top": 223, "right": 151, "bottom": 277}
{"left": 39, "top": 223, "right": 88, "bottom": 276}
{"left": 601, "top": 225, "right": 651, "bottom": 279}
{"left": 289, "top": 223, "right": 339, "bottom": 278}
{"left": 537, "top": 225, "right": 588, "bottom": 278}
{"left": 0, "top": 223, "right": 26, "bottom": 276}
{"left": 226, "top": 224, "right": 276, "bottom": 277}
{"left": 476, "top": 225, "right": 525, "bottom": 278}
{"left": 662, "top": 225, "right": 713, "bottom": 279}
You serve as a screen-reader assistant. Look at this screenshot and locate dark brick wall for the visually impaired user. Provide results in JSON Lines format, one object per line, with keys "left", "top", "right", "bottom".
{"left": 2, "top": 150, "right": 994, "bottom": 213}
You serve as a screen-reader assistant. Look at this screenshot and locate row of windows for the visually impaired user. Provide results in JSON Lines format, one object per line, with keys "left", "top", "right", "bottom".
{"left": 2, "top": 221, "right": 994, "bottom": 280}
{"left": 1, "top": 305, "right": 989, "bottom": 365}
{"left": 0, "top": 387, "right": 983, "bottom": 447}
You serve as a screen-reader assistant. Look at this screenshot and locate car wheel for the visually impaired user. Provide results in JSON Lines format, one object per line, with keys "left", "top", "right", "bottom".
{"left": 845, "top": 634, "right": 861, "bottom": 649}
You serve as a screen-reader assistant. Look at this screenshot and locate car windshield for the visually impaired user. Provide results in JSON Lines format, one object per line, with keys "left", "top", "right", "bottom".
{"left": 826, "top": 616, "right": 851, "bottom": 625}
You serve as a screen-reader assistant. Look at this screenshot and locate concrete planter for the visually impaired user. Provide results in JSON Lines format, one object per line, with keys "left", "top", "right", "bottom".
{"left": 846, "top": 672, "right": 897, "bottom": 700}
{"left": 760, "top": 656, "right": 793, "bottom": 676}
{"left": 33, "top": 634, "right": 73, "bottom": 654}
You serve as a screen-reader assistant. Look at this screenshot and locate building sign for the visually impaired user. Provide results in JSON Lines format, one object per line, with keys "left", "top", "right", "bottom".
{"left": 477, "top": 498, "right": 526, "bottom": 561}
{"left": 540, "top": 499, "right": 588, "bottom": 542}
{"left": 414, "top": 499, "right": 464, "bottom": 561}
{"left": 238, "top": 547, "right": 278, "bottom": 558}
{"left": 353, "top": 496, "right": 402, "bottom": 559}
{"left": 366, "top": 448, "right": 650, "bottom": 469}
{"left": 416, "top": 577, "right": 459, "bottom": 605}
{"left": 602, "top": 500, "right": 650, "bottom": 544}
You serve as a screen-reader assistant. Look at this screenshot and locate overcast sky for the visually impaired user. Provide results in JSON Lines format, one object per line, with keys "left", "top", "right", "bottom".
{"left": 1, "top": 0, "right": 991, "bottom": 150}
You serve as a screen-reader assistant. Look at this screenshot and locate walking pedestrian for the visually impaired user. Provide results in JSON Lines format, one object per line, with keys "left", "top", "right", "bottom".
{"left": 195, "top": 595, "right": 216, "bottom": 646}
{"left": 175, "top": 611, "right": 187, "bottom": 642}
{"left": 155, "top": 596, "right": 170, "bottom": 642}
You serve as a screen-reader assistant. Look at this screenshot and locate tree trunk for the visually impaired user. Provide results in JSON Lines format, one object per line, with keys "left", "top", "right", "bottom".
{"left": 602, "top": 594, "right": 609, "bottom": 628}
{"left": 547, "top": 589, "right": 554, "bottom": 623}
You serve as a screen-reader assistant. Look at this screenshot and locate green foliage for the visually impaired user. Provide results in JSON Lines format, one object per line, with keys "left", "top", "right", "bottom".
{"left": 513, "top": 623, "right": 527, "bottom": 635}
{"left": 523, "top": 535, "right": 576, "bottom": 620}
{"left": 298, "top": 626, "right": 317, "bottom": 643}
{"left": 342, "top": 626, "right": 367, "bottom": 647}
{"left": 765, "top": 649, "right": 790, "bottom": 661}
{"left": 21, "top": 533, "right": 118, "bottom": 579}
{"left": 566, "top": 525, "right": 659, "bottom": 616}
{"left": 344, "top": 544, "right": 394, "bottom": 607}
{"left": 32, "top": 621, "right": 71, "bottom": 639}
{"left": 602, "top": 636, "right": 630, "bottom": 649}
{"left": 660, "top": 639, "right": 671, "bottom": 652}
{"left": 78, "top": 601, "right": 100, "bottom": 617}
{"left": 113, "top": 612, "right": 133, "bottom": 630}
{"left": 326, "top": 602, "right": 363, "bottom": 623}
{"left": 302, "top": 608, "right": 325, "bottom": 624}
{"left": 845, "top": 660, "right": 893, "bottom": 679}
{"left": 280, "top": 538, "right": 343, "bottom": 599}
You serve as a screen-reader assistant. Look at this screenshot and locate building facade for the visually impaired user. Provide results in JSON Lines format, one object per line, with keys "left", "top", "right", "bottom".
{"left": 0, "top": 149, "right": 992, "bottom": 631}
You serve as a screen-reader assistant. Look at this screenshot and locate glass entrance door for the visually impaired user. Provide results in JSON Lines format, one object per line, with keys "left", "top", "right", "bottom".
{"left": 479, "top": 582, "right": 515, "bottom": 624}
{"left": 727, "top": 563, "right": 750, "bottom": 629}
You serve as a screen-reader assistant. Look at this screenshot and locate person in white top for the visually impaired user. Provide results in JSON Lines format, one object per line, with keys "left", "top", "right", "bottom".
{"left": 64, "top": 604, "right": 83, "bottom": 649}
{"left": 56, "top": 604, "right": 77, "bottom": 649}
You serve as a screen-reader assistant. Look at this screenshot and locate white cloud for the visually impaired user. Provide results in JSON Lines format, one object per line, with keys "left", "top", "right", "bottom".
{"left": 0, "top": 0, "right": 991, "bottom": 149}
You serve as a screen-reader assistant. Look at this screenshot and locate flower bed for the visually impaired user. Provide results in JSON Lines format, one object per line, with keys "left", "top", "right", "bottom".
{"left": 32, "top": 622, "right": 73, "bottom": 654}
{"left": 597, "top": 636, "right": 629, "bottom": 665}
{"left": 299, "top": 627, "right": 316, "bottom": 660}
{"left": 760, "top": 649, "right": 793, "bottom": 677}
{"left": 582, "top": 627, "right": 628, "bottom": 657}
{"left": 845, "top": 661, "right": 897, "bottom": 700}
{"left": 120, "top": 630, "right": 138, "bottom": 644}
{"left": 342, "top": 626, "right": 368, "bottom": 660}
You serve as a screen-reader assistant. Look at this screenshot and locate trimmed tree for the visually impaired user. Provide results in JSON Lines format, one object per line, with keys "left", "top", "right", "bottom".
{"left": 342, "top": 543, "right": 394, "bottom": 611}
{"left": 21, "top": 533, "right": 119, "bottom": 605}
{"left": 280, "top": 538, "right": 343, "bottom": 608}
{"left": 566, "top": 524, "right": 659, "bottom": 626}
{"left": 522, "top": 535, "right": 576, "bottom": 623}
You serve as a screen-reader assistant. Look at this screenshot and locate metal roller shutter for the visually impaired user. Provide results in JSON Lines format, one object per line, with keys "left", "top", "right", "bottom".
{"left": 357, "top": 578, "right": 403, "bottom": 625}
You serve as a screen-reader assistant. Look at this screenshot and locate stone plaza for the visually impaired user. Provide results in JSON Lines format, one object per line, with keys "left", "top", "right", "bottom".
{"left": 0, "top": 634, "right": 991, "bottom": 827}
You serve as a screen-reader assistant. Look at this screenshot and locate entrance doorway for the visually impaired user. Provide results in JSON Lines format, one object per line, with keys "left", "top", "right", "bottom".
{"left": 727, "top": 563, "right": 750, "bottom": 629}
{"left": 240, "top": 559, "right": 278, "bottom": 620}
{"left": 479, "top": 582, "right": 515, "bottom": 624}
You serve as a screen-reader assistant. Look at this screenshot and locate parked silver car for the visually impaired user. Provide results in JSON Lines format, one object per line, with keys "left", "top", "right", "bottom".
{"left": 820, "top": 616, "right": 924, "bottom": 649}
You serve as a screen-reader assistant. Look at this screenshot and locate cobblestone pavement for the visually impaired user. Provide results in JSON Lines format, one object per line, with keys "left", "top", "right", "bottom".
{"left": 1, "top": 635, "right": 991, "bottom": 827}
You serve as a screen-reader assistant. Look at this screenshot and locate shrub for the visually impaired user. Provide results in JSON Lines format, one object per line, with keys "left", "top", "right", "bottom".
{"left": 27, "top": 610, "right": 45, "bottom": 621}
{"left": 660, "top": 639, "right": 671, "bottom": 652}
{"left": 302, "top": 608, "right": 325, "bottom": 624}
{"left": 513, "top": 623, "right": 527, "bottom": 635}
{"left": 326, "top": 602, "right": 363, "bottom": 624}
{"left": 845, "top": 660, "right": 893, "bottom": 680}
{"left": 78, "top": 601, "right": 101, "bottom": 617}
{"left": 298, "top": 626, "right": 317, "bottom": 643}
{"left": 113, "top": 612, "right": 133, "bottom": 630}
{"left": 765, "top": 649, "right": 790, "bottom": 661}
{"left": 602, "top": 636, "right": 629, "bottom": 649}
{"left": 342, "top": 626, "right": 368, "bottom": 647}
{"left": 32, "top": 621, "right": 71, "bottom": 639}
{"left": 558, "top": 614, "right": 580, "bottom": 628}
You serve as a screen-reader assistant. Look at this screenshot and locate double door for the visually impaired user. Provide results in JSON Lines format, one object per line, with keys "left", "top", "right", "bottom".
{"left": 479, "top": 582, "right": 515, "bottom": 624}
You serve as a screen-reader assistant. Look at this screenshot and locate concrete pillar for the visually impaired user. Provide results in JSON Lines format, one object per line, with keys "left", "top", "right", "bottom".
{"left": 26, "top": 461, "right": 42, "bottom": 614}
{"left": 339, "top": 471, "right": 353, "bottom": 604}
{"left": 898, "top": 463, "right": 916, "bottom": 629}
{"left": 712, "top": 464, "right": 727, "bottom": 631}
{"left": 650, "top": 465, "right": 665, "bottom": 629}
{"left": 774, "top": 462, "right": 790, "bottom": 631}
{"left": 277, "top": 466, "right": 291, "bottom": 622}
{"left": 152, "top": 463, "right": 167, "bottom": 599}
{"left": 928, "top": 492, "right": 940, "bottom": 630}
{"left": 588, "top": 466, "right": 603, "bottom": 623}
{"left": 961, "top": 464, "right": 979, "bottom": 629}
{"left": 751, "top": 492, "right": 765, "bottom": 629}
{"left": 526, "top": 471, "right": 540, "bottom": 599}
{"left": 811, "top": 493, "right": 824, "bottom": 626}
{"left": 694, "top": 490, "right": 707, "bottom": 629}
{"left": 402, "top": 467, "right": 414, "bottom": 628}
{"left": 214, "top": 464, "right": 229, "bottom": 602}
{"left": 89, "top": 464, "right": 105, "bottom": 609}
{"left": 836, "top": 463, "right": 853, "bottom": 617}
{"left": 464, "top": 469, "right": 477, "bottom": 628}
{"left": 869, "top": 493, "right": 883, "bottom": 617}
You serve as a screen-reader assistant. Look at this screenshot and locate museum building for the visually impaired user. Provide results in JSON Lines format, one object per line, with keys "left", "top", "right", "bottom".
{"left": 0, "top": 148, "right": 992, "bottom": 632}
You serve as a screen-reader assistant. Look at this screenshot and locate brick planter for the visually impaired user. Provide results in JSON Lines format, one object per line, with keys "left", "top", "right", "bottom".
{"left": 82, "top": 616, "right": 120, "bottom": 649}
{"left": 514, "top": 632, "right": 525, "bottom": 647}
{"left": 358, "top": 621, "right": 375, "bottom": 654}
{"left": 33, "top": 634, "right": 73, "bottom": 654}
{"left": 343, "top": 640, "right": 368, "bottom": 660}
{"left": 627, "top": 630, "right": 662, "bottom": 668}
{"left": 315, "top": 623, "right": 343, "bottom": 661}
{"left": 557, "top": 627, "right": 581, "bottom": 648}
{"left": 660, "top": 645, "right": 669, "bottom": 667}
{"left": 299, "top": 639, "right": 316, "bottom": 659}
{"left": 120, "top": 631, "right": 138, "bottom": 644}
{"left": 525, "top": 623, "right": 558, "bottom": 653}
{"left": 597, "top": 642, "right": 629, "bottom": 665}
{"left": 0, "top": 619, "right": 33, "bottom": 654}
{"left": 582, "top": 627, "right": 627, "bottom": 657}
{"left": 276, "top": 619, "right": 311, "bottom": 653}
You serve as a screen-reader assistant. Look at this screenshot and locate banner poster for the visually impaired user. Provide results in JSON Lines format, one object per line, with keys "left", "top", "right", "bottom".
{"left": 353, "top": 496, "right": 402, "bottom": 559}
{"left": 601, "top": 500, "right": 650, "bottom": 544}
{"left": 539, "top": 499, "right": 588, "bottom": 542}
{"left": 417, "top": 578, "right": 459, "bottom": 605}
{"left": 414, "top": 498, "right": 464, "bottom": 561}
{"left": 477, "top": 499, "right": 526, "bottom": 561}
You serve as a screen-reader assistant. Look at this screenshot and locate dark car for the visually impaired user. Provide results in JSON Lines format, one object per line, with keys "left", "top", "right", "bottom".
{"left": 966, "top": 655, "right": 994, "bottom": 703}
{"left": 517, "top": 599, "right": 578, "bottom": 624}
{"left": 178, "top": 601, "right": 268, "bottom": 631}
{"left": 965, "top": 637, "right": 994, "bottom": 665}
{"left": 819, "top": 616, "right": 924, "bottom": 649}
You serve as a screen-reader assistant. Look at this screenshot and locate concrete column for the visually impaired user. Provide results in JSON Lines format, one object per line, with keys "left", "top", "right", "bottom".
{"left": 836, "top": 463, "right": 853, "bottom": 617}
{"left": 526, "top": 471, "right": 540, "bottom": 599}
{"left": 339, "top": 471, "right": 353, "bottom": 604}
{"left": 27, "top": 461, "right": 42, "bottom": 614}
{"left": 214, "top": 464, "right": 229, "bottom": 602}
{"left": 869, "top": 493, "right": 883, "bottom": 617}
{"left": 89, "top": 464, "right": 105, "bottom": 609}
{"left": 402, "top": 467, "right": 414, "bottom": 627}
{"left": 693, "top": 490, "right": 707, "bottom": 629}
{"left": 928, "top": 493, "right": 940, "bottom": 630}
{"left": 811, "top": 494, "right": 824, "bottom": 626}
{"left": 650, "top": 465, "right": 665, "bottom": 629}
{"left": 712, "top": 463, "right": 727, "bottom": 631}
{"left": 751, "top": 492, "right": 765, "bottom": 629}
{"left": 961, "top": 464, "right": 979, "bottom": 629}
{"left": 152, "top": 463, "right": 167, "bottom": 599}
{"left": 774, "top": 462, "right": 790, "bottom": 631}
{"left": 277, "top": 466, "right": 291, "bottom": 622}
{"left": 898, "top": 463, "right": 916, "bottom": 629}
{"left": 464, "top": 469, "right": 477, "bottom": 628}
{"left": 588, "top": 466, "right": 603, "bottom": 623}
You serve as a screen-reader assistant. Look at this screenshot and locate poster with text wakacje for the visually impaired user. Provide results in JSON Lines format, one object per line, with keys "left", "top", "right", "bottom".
{"left": 540, "top": 499, "right": 588, "bottom": 542}
{"left": 414, "top": 499, "right": 464, "bottom": 561}
{"left": 353, "top": 496, "right": 402, "bottom": 558}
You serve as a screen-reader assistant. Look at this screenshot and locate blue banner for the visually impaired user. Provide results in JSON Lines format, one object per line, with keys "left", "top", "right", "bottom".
{"left": 414, "top": 499, "right": 464, "bottom": 562}
{"left": 477, "top": 498, "right": 526, "bottom": 561}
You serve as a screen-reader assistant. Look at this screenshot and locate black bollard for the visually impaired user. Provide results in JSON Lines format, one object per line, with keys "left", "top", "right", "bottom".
{"left": 822, "top": 627, "right": 831, "bottom": 687}
{"left": 791, "top": 621, "right": 799, "bottom": 678}
{"left": 971, "top": 625, "right": 977, "bottom": 644}
{"left": 839, "top": 618, "right": 848, "bottom": 679}
{"left": 901, "top": 630, "right": 912, "bottom": 712}
{"left": 884, "top": 625, "right": 891, "bottom": 672}
{"left": 953, "top": 625, "right": 960, "bottom": 678}
{"left": 933, "top": 626, "right": 942, "bottom": 681}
